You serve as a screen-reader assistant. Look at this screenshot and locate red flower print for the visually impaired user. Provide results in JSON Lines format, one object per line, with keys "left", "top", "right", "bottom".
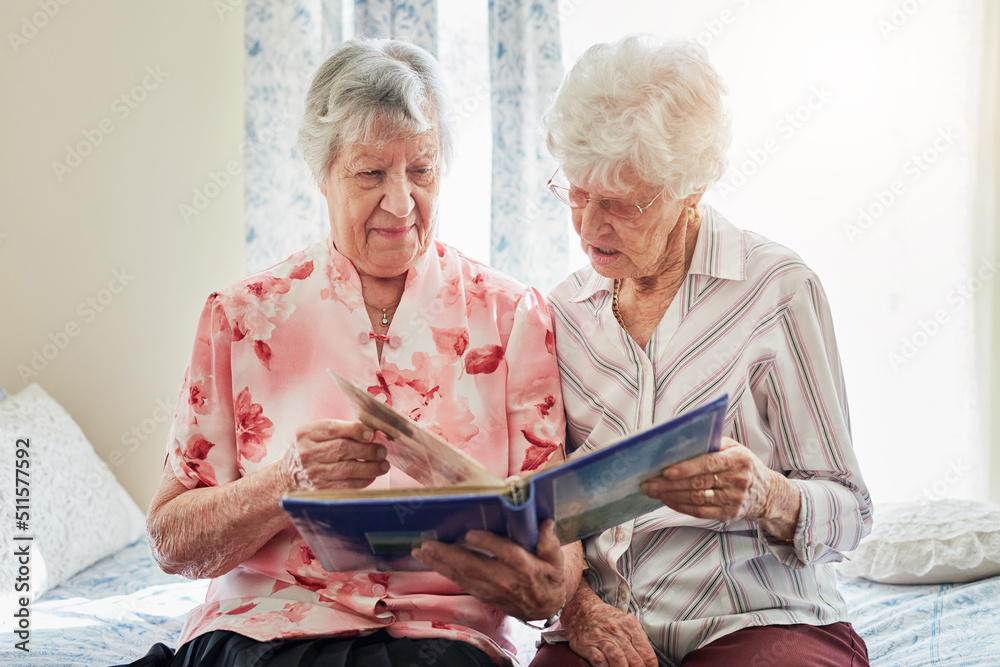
{"left": 367, "top": 573, "right": 390, "bottom": 587}
{"left": 187, "top": 460, "right": 218, "bottom": 487}
{"left": 287, "top": 571, "right": 326, "bottom": 592}
{"left": 464, "top": 344, "right": 504, "bottom": 375}
{"left": 462, "top": 265, "right": 493, "bottom": 313}
{"left": 174, "top": 438, "right": 218, "bottom": 485}
{"left": 520, "top": 430, "right": 559, "bottom": 472}
{"left": 320, "top": 261, "right": 363, "bottom": 311}
{"left": 188, "top": 379, "right": 210, "bottom": 415}
{"left": 289, "top": 260, "right": 314, "bottom": 281}
{"left": 431, "top": 327, "right": 469, "bottom": 358}
{"left": 535, "top": 394, "right": 556, "bottom": 417}
{"left": 367, "top": 373, "right": 391, "bottom": 403}
{"left": 235, "top": 387, "right": 273, "bottom": 463}
{"left": 298, "top": 545, "right": 317, "bottom": 566}
{"left": 280, "top": 601, "right": 310, "bottom": 623}
{"left": 254, "top": 340, "right": 273, "bottom": 370}
{"left": 184, "top": 435, "right": 214, "bottom": 460}
{"left": 227, "top": 272, "right": 296, "bottom": 363}
{"left": 225, "top": 601, "right": 258, "bottom": 615}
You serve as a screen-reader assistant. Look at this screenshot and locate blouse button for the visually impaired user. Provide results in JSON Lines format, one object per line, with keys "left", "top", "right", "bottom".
{"left": 388, "top": 335, "right": 402, "bottom": 348}
{"left": 357, "top": 332, "right": 370, "bottom": 345}
{"left": 372, "top": 584, "right": 388, "bottom": 597}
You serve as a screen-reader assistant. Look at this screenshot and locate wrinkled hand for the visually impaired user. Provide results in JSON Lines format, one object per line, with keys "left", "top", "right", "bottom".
{"left": 561, "top": 585, "right": 657, "bottom": 667}
{"left": 281, "top": 420, "right": 389, "bottom": 492}
{"left": 411, "top": 520, "right": 566, "bottom": 622}
{"left": 642, "top": 437, "right": 780, "bottom": 525}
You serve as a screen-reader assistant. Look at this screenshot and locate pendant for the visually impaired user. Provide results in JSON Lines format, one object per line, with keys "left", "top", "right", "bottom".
{"left": 381, "top": 308, "right": 389, "bottom": 326}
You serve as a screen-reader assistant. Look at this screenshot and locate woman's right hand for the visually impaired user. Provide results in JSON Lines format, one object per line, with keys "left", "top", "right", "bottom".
{"left": 562, "top": 583, "right": 658, "bottom": 667}
{"left": 281, "top": 420, "right": 389, "bottom": 492}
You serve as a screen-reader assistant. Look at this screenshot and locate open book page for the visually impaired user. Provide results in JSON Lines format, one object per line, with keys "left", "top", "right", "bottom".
{"left": 528, "top": 395, "right": 727, "bottom": 542}
{"left": 282, "top": 393, "right": 728, "bottom": 571}
{"left": 329, "top": 371, "right": 503, "bottom": 488}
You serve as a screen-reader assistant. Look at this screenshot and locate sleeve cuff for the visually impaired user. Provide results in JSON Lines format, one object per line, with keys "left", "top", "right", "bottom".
{"left": 758, "top": 479, "right": 860, "bottom": 568}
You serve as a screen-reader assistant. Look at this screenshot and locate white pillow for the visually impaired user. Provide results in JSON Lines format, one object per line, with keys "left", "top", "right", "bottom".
{"left": 839, "top": 500, "right": 1000, "bottom": 584}
{"left": 0, "top": 384, "right": 146, "bottom": 601}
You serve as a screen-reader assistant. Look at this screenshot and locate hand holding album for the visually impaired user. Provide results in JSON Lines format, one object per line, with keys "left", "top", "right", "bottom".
{"left": 281, "top": 372, "right": 727, "bottom": 572}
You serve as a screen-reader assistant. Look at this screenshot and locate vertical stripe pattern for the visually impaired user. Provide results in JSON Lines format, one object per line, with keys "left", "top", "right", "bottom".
{"left": 548, "top": 206, "right": 873, "bottom": 664}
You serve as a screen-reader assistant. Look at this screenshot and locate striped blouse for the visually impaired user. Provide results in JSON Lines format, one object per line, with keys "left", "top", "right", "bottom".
{"left": 547, "top": 206, "right": 872, "bottom": 665}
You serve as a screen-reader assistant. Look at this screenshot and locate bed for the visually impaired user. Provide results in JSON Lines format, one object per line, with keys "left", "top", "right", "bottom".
{"left": 4, "top": 384, "right": 1000, "bottom": 666}
{"left": 4, "top": 539, "right": 999, "bottom": 666}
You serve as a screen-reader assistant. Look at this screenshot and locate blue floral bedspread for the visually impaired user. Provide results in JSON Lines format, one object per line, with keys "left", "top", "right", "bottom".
{"left": 9, "top": 540, "right": 1000, "bottom": 666}
{"left": 839, "top": 574, "right": 1000, "bottom": 666}
{"left": 7, "top": 539, "right": 208, "bottom": 666}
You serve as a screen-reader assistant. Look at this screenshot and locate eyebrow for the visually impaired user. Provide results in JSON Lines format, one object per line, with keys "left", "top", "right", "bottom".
{"left": 570, "top": 181, "right": 655, "bottom": 202}
{"left": 347, "top": 147, "right": 439, "bottom": 167}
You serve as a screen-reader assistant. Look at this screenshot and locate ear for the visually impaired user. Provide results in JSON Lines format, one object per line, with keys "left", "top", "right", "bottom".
{"left": 683, "top": 191, "right": 705, "bottom": 209}
{"left": 318, "top": 158, "right": 337, "bottom": 197}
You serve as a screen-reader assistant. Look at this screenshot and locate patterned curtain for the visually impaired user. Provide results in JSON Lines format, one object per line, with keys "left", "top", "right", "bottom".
{"left": 244, "top": 0, "right": 342, "bottom": 273}
{"left": 354, "top": 0, "right": 438, "bottom": 55}
{"left": 488, "top": 0, "right": 567, "bottom": 293}
{"left": 244, "top": 0, "right": 566, "bottom": 294}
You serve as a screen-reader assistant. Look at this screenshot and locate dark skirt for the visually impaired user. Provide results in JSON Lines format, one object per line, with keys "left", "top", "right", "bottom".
{"left": 115, "top": 629, "right": 498, "bottom": 667}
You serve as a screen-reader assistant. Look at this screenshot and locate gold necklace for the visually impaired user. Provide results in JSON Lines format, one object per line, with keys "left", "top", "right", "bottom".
{"left": 612, "top": 279, "right": 630, "bottom": 336}
{"left": 364, "top": 300, "right": 398, "bottom": 327}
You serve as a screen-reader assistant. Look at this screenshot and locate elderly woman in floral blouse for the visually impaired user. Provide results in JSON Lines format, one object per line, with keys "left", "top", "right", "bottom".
{"left": 143, "top": 38, "right": 580, "bottom": 667}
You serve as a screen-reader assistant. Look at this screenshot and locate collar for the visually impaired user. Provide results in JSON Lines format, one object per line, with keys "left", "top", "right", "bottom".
{"left": 567, "top": 205, "right": 746, "bottom": 304}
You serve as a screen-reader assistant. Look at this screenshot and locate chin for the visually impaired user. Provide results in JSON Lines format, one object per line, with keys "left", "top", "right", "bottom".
{"left": 367, "top": 246, "right": 426, "bottom": 277}
{"left": 588, "top": 259, "right": 631, "bottom": 280}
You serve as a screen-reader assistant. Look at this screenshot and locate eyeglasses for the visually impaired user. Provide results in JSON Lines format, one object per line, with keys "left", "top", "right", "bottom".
{"left": 546, "top": 169, "right": 663, "bottom": 222}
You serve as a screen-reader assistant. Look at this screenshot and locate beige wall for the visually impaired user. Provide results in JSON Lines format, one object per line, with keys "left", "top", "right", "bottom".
{"left": 0, "top": 1, "right": 246, "bottom": 509}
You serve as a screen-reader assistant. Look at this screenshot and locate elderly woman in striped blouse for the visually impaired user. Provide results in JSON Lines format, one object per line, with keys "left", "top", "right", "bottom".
{"left": 529, "top": 35, "right": 873, "bottom": 667}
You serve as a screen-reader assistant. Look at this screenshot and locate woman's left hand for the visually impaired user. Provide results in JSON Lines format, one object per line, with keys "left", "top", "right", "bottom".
{"left": 642, "top": 437, "right": 799, "bottom": 538}
{"left": 412, "top": 519, "right": 568, "bottom": 622}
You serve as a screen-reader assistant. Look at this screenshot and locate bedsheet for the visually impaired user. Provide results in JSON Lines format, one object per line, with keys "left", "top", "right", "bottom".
{"left": 8, "top": 539, "right": 1000, "bottom": 666}
{"left": 839, "top": 573, "right": 1000, "bottom": 666}
{"left": 3, "top": 539, "right": 208, "bottom": 666}
{"left": 3, "top": 539, "right": 541, "bottom": 666}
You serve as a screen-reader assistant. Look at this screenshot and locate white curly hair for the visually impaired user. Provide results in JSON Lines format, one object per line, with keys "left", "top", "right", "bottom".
{"left": 543, "top": 34, "right": 732, "bottom": 199}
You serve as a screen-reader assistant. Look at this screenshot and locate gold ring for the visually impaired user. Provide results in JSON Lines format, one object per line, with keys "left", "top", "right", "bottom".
{"left": 713, "top": 474, "right": 720, "bottom": 488}
{"left": 704, "top": 488, "right": 715, "bottom": 506}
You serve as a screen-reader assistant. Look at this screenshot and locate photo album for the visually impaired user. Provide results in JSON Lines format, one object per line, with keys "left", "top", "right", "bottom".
{"left": 280, "top": 371, "right": 728, "bottom": 572}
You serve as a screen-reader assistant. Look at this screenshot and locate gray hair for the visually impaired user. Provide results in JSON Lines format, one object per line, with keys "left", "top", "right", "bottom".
{"left": 543, "top": 34, "right": 731, "bottom": 199}
{"left": 297, "top": 38, "right": 453, "bottom": 184}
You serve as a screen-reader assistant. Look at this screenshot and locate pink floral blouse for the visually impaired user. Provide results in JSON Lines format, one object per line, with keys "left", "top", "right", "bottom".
{"left": 165, "top": 238, "right": 566, "bottom": 666}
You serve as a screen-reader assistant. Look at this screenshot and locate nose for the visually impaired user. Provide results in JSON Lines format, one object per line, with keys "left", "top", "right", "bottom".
{"left": 576, "top": 199, "right": 613, "bottom": 240}
{"left": 379, "top": 174, "right": 416, "bottom": 218}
